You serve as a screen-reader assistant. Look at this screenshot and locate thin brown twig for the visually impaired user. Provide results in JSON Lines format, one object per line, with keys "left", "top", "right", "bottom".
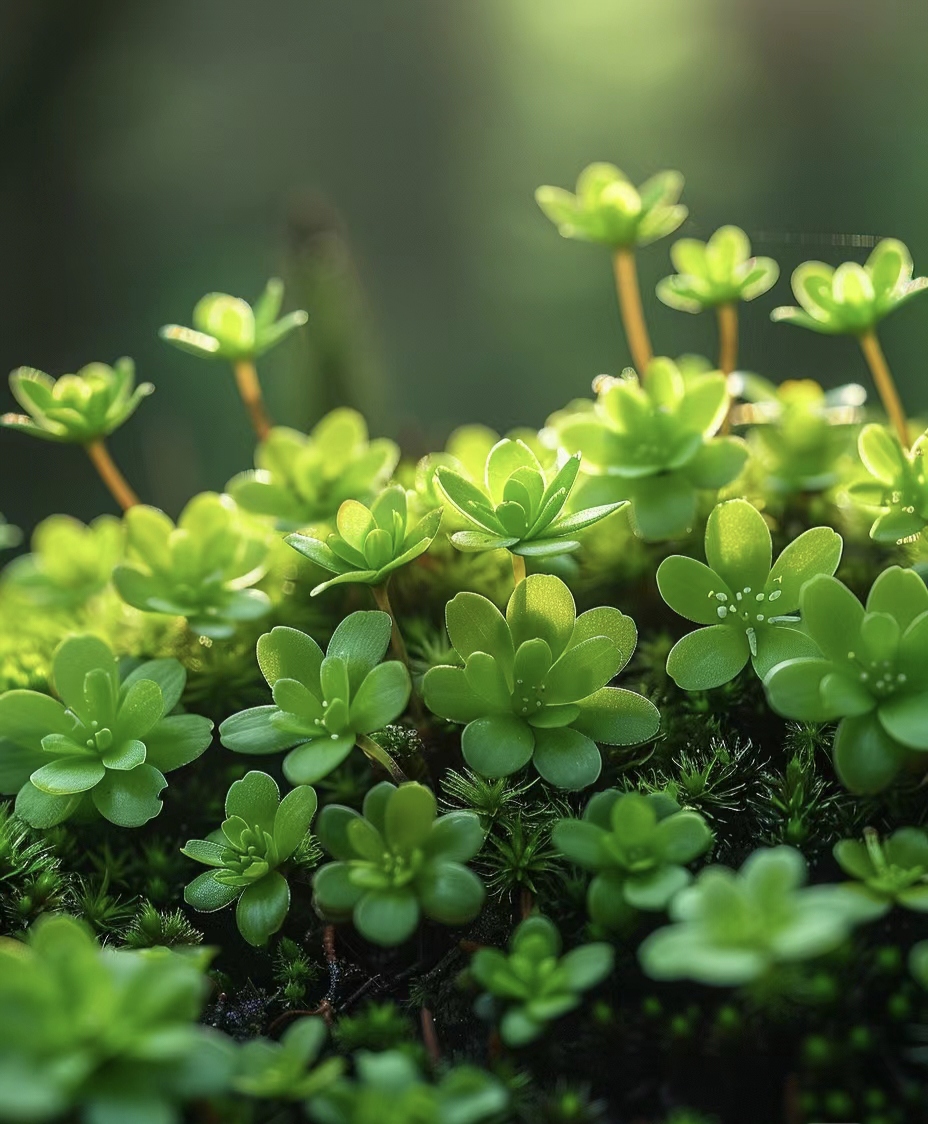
{"left": 612, "top": 247, "right": 653, "bottom": 375}
{"left": 232, "top": 358, "right": 272, "bottom": 441}
{"left": 84, "top": 439, "right": 139, "bottom": 511}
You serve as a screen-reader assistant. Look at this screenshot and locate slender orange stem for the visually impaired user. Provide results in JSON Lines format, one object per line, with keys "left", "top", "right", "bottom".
{"left": 511, "top": 552, "right": 526, "bottom": 586}
{"left": 612, "top": 247, "right": 653, "bottom": 376}
{"left": 858, "top": 330, "right": 909, "bottom": 448}
{"left": 85, "top": 439, "right": 139, "bottom": 511}
{"left": 232, "top": 359, "right": 272, "bottom": 441}
{"left": 717, "top": 302, "right": 738, "bottom": 376}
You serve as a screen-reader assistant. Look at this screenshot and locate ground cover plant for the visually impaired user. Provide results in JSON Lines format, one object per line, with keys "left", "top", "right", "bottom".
{"left": 3, "top": 160, "right": 928, "bottom": 1123}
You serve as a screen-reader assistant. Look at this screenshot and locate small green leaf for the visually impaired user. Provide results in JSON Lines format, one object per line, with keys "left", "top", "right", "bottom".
{"left": 236, "top": 872, "right": 290, "bottom": 947}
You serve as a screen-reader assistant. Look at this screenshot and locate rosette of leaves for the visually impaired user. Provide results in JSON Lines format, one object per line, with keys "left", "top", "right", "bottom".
{"left": 182, "top": 770, "right": 317, "bottom": 947}
{"left": 657, "top": 226, "right": 779, "bottom": 313}
{"left": 763, "top": 566, "right": 928, "bottom": 793}
{"left": 0, "top": 357, "right": 153, "bottom": 443}
{"left": 2, "top": 514, "right": 123, "bottom": 608}
{"left": 0, "top": 915, "right": 235, "bottom": 1123}
{"left": 470, "top": 914, "right": 613, "bottom": 1046}
{"left": 850, "top": 423, "right": 928, "bottom": 544}
{"left": 552, "top": 790, "right": 713, "bottom": 927}
{"left": 306, "top": 1050, "right": 508, "bottom": 1124}
{"left": 638, "top": 846, "right": 867, "bottom": 986}
{"left": 160, "top": 277, "right": 308, "bottom": 361}
{"left": 219, "top": 614, "right": 410, "bottom": 785}
{"left": 285, "top": 486, "right": 442, "bottom": 594}
{"left": 731, "top": 376, "right": 865, "bottom": 495}
{"left": 0, "top": 635, "right": 212, "bottom": 828}
{"left": 312, "top": 781, "right": 485, "bottom": 946}
{"left": 434, "top": 438, "right": 622, "bottom": 559}
{"left": 234, "top": 1016, "right": 344, "bottom": 1100}
{"left": 535, "top": 163, "right": 686, "bottom": 248}
{"left": 833, "top": 827, "right": 928, "bottom": 918}
{"left": 423, "top": 574, "right": 660, "bottom": 790}
{"left": 227, "top": 408, "right": 400, "bottom": 529}
{"left": 771, "top": 238, "right": 928, "bottom": 334}
{"left": 113, "top": 492, "right": 272, "bottom": 638}
{"left": 548, "top": 359, "right": 748, "bottom": 541}
{"left": 657, "top": 499, "right": 843, "bottom": 690}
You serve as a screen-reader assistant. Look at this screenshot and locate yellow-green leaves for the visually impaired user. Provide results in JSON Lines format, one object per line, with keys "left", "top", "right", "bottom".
{"left": 286, "top": 486, "right": 441, "bottom": 594}
{"left": 161, "top": 278, "right": 308, "bottom": 362}
{"left": 1, "top": 359, "right": 152, "bottom": 444}
{"left": 772, "top": 239, "right": 928, "bottom": 335}
{"left": 3, "top": 514, "right": 123, "bottom": 609}
{"left": 113, "top": 492, "right": 272, "bottom": 638}
{"left": 536, "top": 163, "right": 686, "bottom": 249}
{"left": 658, "top": 226, "right": 779, "bottom": 314}
{"left": 851, "top": 423, "right": 928, "bottom": 544}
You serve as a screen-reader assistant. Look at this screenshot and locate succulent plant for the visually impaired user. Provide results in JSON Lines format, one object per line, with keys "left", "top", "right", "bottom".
{"left": 763, "top": 566, "right": 928, "bottom": 793}
{"left": 471, "top": 914, "right": 614, "bottom": 1045}
{"left": 0, "top": 359, "right": 153, "bottom": 444}
{"left": 638, "top": 846, "right": 868, "bottom": 986}
{"left": 548, "top": 360, "right": 747, "bottom": 541}
{"left": 183, "top": 770, "right": 317, "bottom": 946}
{"left": 423, "top": 574, "right": 659, "bottom": 790}
{"left": 553, "top": 790, "right": 713, "bottom": 926}
{"left": 851, "top": 423, "right": 928, "bottom": 544}
{"left": 0, "top": 635, "right": 212, "bottom": 828}
{"left": 113, "top": 492, "right": 272, "bottom": 638}
{"left": 434, "top": 438, "right": 622, "bottom": 561}
{"left": 657, "top": 498, "right": 842, "bottom": 690}
{"left": 234, "top": 1017, "right": 344, "bottom": 1100}
{"left": 313, "top": 781, "right": 485, "bottom": 946}
{"left": 219, "top": 614, "right": 410, "bottom": 784}
{"left": 227, "top": 409, "right": 400, "bottom": 529}
{"left": 657, "top": 226, "right": 779, "bottom": 313}
{"left": 2, "top": 514, "right": 123, "bottom": 608}
{"left": 286, "top": 486, "right": 442, "bottom": 594}
{"left": 536, "top": 163, "right": 686, "bottom": 249}
{"left": 834, "top": 826, "right": 928, "bottom": 917}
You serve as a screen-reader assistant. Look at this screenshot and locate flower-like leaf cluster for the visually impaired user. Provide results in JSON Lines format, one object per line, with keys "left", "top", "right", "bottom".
{"left": 851, "top": 423, "right": 928, "bottom": 544}
{"left": 471, "top": 914, "right": 613, "bottom": 1045}
{"left": 771, "top": 238, "right": 928, "bottom": 335}
{"left": 234, "top": 1016, "right": 344, "bottom": 1101}
{"left": 113, "top": 492, "right": 272, "bottom": 638}
{"left": 764, "top": 566, "right": 928, "bottom": 794}
{"left": 834, "top": 826, "right": 928, "bottom": 918}
{"left": 0, "top": 915, "right": 234, "bottom": 1123}
{"left": 423, "top": 574, "right": 660, "bottom": 790}
{"left": 0, "top": 635, "right": 212, "bottom": 828}
{"left": 312, "top": 781, "right": 485, "bottom": 946}
{"left": 306, "top": 1050, "right": 507, "bottom": 1124}
{"left": 160, "top": 278, "right": 308, "bottom": 361}
{"left": 548, "top": 359, "right": 747, "bottom": 541}
{"left": 3, "top": 514, "right": 123, "bottom": 609}
{"left": 535, "top": 163, "right": 686, "bottom": 248}
{"left": 657, "top": 499, "right": 842, "bottom": 690}
{"left": 227, "top": 408, "right": 400, "bottom": 529}
{"left": 657, "top": 226, "right": 779, "bottom": 313}
{"left": 0, "top": 358, "right": 153, "bottom": 444}
{"left": 286, "top": 486, "right": 441, "bottom": 594}
{"left": 220, "top": 613, "right": 410, "bottom": 785}
{"left": 638, "top": 846, "right": 867, "bottom": 986}
{"left": 436, "top": 438, "right": 621, "bottom": 559}
{"left": 553, "top": 790, "right": 712, "bottom": 927}
{"left": 183, "top": 770, "right": 316, "bottom": 946}
{"left": 733, "top": 376, "right": 865, "bottom": 496}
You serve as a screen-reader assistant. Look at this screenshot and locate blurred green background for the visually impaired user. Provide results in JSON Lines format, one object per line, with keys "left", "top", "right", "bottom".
{"left": 2, "top": 0, "right": 927, "bottom": 535}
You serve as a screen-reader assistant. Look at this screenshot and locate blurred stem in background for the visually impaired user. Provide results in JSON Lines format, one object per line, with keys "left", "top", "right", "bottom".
{"left": 233, "top": 359, "right": 272, "bottom": 441}
{"left": 858, "top": 330, "right": 909, "bottom": 447}
{"left": 717, "top": 303, "right": 738, "bottom": 376}
{"left": 612, "top": 247, "right": 652, "bottom": 376}
{"left": 85, "top": 439, "right": 139, "bottom": 511}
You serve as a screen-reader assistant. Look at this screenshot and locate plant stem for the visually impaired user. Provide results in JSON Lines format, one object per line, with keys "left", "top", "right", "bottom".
{"left": 511, "top": 552, "right": 526, "bottom": 586}
{"left": 612, "top": 247, "right": 653, "bottom": 375}
{"left": 232, "top": 359, "right": 272, "bottom": 441}
{"left": 84, "top": 439, "right": 139, "bottom": 511}
{"left": 717, "top": 302, "right": 738, "bottom": 376}
{"left": 357, "top": 733, "right": 408, "bottom": 784}
{"left": 370, "top": 581, "right": 410, "bottom": 669}
{"left": 858, "top": 330, "right": 909, "bottom": 448}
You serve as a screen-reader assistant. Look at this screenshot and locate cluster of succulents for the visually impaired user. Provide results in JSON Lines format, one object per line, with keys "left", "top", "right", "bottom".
{"left": 3, "top": 160, "right": 928, "bottom": 1122}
